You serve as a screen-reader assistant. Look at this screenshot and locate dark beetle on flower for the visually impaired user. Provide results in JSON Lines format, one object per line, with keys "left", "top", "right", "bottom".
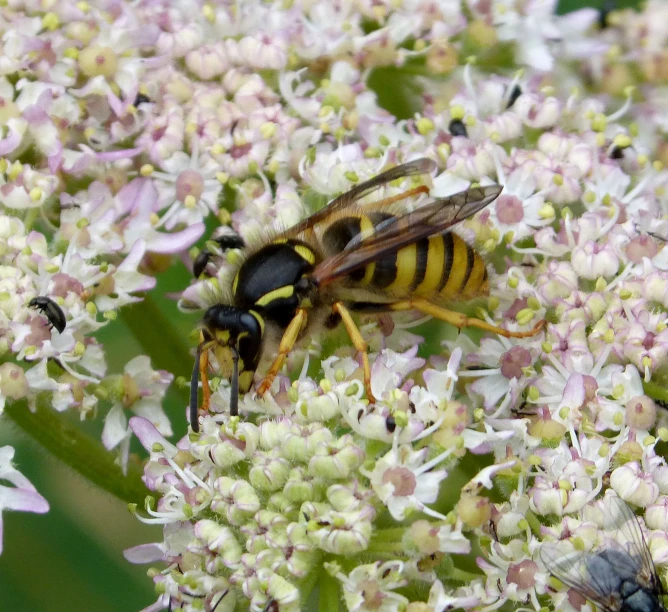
{"left": 29, "top": 296, "right": 66, "bottom": 334}
{"left": 448, "top": 118, "right": 468, "bottom": 137}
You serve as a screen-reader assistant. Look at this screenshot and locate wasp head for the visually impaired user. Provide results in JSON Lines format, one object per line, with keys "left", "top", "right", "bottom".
{"left": 190, "top": 305, "right": 263, "bottom": 430}
{"left": 201, "top": 305, "right": 263, "bottom": 387}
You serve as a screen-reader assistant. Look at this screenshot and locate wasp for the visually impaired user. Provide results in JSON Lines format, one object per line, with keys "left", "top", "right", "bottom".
{"left": 540, "top": 495, "right": 666, "bottom": 612}
{"left": 29, "top": 296, "right": 66, "bottom": 333}
{"left": 189, "top": 158, "right": 544, "bottom": 431}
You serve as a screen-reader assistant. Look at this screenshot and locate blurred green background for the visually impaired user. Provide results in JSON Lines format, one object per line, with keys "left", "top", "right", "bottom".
{"left": 0, "top": 1, "right": 643, "bottom": 610}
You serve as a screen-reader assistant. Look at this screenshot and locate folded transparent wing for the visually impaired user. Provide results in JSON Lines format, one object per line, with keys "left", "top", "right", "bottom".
{"left": 540, "top": 495, "right": 663, "bottom": 611}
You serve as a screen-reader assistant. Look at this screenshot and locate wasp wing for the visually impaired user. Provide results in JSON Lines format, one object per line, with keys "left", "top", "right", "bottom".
{"left": 289, "top": 158, "right": 437, "bottom": 235}
{"left": 312, "top": 185, "right": 502, "bottom": 286}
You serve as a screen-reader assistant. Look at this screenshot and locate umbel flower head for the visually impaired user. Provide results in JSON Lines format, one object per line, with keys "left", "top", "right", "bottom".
{"left": 2, "top": 0, "right": 668, "bottom": 611}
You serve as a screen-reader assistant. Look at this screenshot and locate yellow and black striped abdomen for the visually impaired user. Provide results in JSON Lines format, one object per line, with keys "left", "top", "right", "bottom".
{"left": 322, "top": 214, "right": 489, "bottom": 301}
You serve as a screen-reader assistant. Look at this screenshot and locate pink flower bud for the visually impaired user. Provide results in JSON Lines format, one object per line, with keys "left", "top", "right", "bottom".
{"left": 625, "top": 395, "right": 657, "bottom": 430}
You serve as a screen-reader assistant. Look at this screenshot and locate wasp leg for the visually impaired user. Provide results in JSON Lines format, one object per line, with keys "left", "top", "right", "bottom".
{"left": 388, "top": 298, "right": 545, "bottom": 338}
{"left": 257, "top": 308, "right": 308, "bottom": 397}
{"left": 332, "top": 302, "right": 375, "bottom": 404}
{"left": 373, "top": 185, "right": 430, "bottom": 208}
{"left": 196, "top": 336, "right": 212, "bottom": 426}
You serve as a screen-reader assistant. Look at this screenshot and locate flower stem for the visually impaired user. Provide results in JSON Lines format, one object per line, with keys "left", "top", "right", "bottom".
{"left": 524, "top": 509, "right": 542, "bottom": 536}
{"left": 444, "top": 566, "right": 482, "bottom": 583}
{"left": 5, "top": 397, "right": 150, "bottom": 505}
{"left": 643, "top": 380, "right": 668, "bottom": 403}
{"left": 366, "top": 539, "right": 405, "bottom": 554}
{"left": 298, "top": 562, "right": 321, "bottom": 608}
{"left": 371, "top": 526, "right": 409, "bottom": 540}
{"left": 318, "top": 570, "right": 342, "bottom": 612}
{"left": 121, "top": 294, "right": 193, "bottom": 402}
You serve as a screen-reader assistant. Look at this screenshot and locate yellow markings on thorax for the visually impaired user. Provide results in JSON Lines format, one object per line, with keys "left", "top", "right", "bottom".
{"left": 255, "top": 285, "right": 294, "bottom": 307}
{"left": 269, "top": 238, "right": 316, "bottom": 265}
{"left": 415, "top": 234, "right": 445, "bottom": 296}
{"left": 293, "top": 244, "right": 316, "bottom": 265}
{"left": 385, "top": 243, "right": 417, "bottom": 293}
{"left": 232, "top": 272, "right": 239, "bottom": 295}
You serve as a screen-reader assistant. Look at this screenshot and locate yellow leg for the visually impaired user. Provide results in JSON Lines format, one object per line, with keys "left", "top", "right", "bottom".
{"left": 373, "top": 185, "right": 429, "bottom": 208}
{"left": 190, "top": 335, "right": 213, "bottom": 432}
{"left": 199, "top": 345, "right": 211, "bottom": 412}
{"left": 332, "top": 302, "right": 375, "bottom": 404}
{"left": 257, "top": 308, "right": 308, "bottom": 397}
{"left": 389, "top": 298, "right": 545, "bottom": 338}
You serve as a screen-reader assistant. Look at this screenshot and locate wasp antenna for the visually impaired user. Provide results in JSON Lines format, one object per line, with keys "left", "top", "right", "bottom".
{"left": 189, "top": 344, "right": 202, "bottom": 432}
{"left": 230, "top": 347, "right": 239, "bottom": 417}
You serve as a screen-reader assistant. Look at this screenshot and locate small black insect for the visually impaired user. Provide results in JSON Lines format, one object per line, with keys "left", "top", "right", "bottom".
{"left": 133, "top": 92, "right": 151, "bottom": 106}
{"left": 29, "top": 296, "right": 66, "bottom": 333}
{"left": 599, "top": 0, "right": 616, "bottom": 29}
{"left": 506, "top": 84, "right": 522, "bottom": 109}
{"left": 610, "top": 146, "right": 625, "bottom": 160}
{"left": 541, "top": 496, "right": 666, "bottom": 612}
{"left": 193, "top": 233, "right": 246, "bottom": 278}
{"left": 655, "top": 397, "right": 668, "bottom": 410}
{"left": 386, "top": 414, "right": 396, "bottom": 432}
{"left": 448, "top": 118, "right": 468, "bottom": 137}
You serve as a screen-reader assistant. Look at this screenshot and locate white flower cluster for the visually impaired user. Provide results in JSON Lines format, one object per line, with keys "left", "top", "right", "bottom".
{"left": 1, "top": 0, "right": 668, "bottom": 611}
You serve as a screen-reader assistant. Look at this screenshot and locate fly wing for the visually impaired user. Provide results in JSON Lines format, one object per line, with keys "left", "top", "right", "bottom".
{"left": 288, "top": 158, "right": 437, "bottom": 236}
{"left": 539, "top": 542, "right": 623, "bottom": 612}
{"left": 312, "top": 185, "right": 502, "bottom": 286}
{"left": 540, "top": 495, "right": 664, "bottom": 612}
{"left": 595, "top": 496, "right": 664, "bottom": 595}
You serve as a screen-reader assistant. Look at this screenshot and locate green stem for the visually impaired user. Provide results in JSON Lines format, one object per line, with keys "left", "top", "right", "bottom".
{"left": 370, "top": 527, "right": 408, "bottom": 540}
{"left": 444, "top": 567, "right": 482, "bottom": 583}
{"left": 23, "top": 208, "right": 39, "bottom": 232}
{"left": 524, "top": 509, "right": 543, "bottom": 537}
{"left": 318, "top": 571, "right": 341, "bottom": 612}
{"left": 643, "top": 380, "right": 668, "bottom": 403}
{"left": 5, "top": 398, "right": 150, "bottom": 505}
{"left": 121, "top": 295, "right": 193, "bottom": 400}
{"left": 366, "top": 540, "right": 405, "bottom": 554}
{"left": 298, "top": 558, "right": 323, "bottom": 608}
